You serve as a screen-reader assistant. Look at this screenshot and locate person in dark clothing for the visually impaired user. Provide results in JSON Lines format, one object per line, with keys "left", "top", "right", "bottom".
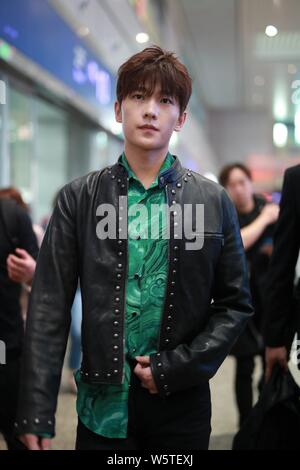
{"left": 219, "top": 163, "right": 279, "bottom": 427}
{"left": 264, "top": 164, "right": 300, "bottom": 381}
{"left": 0, "top": 197, "right": 39, "bottom": 449}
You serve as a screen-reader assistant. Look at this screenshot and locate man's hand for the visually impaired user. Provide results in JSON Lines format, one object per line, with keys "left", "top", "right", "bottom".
{"left": 260, "top": 203, "right": 280, "bottom": 226}
{"left": 265, "top": 346, "right": 288, "bottom": 383}
{"left": 134, "top": 356, "right": 158, "bottom": 394}
{"left": 7, "top": 248, "right": 36, "bottom": 285}
{"left": 19, "top": 434, "right": 51, "bottom": 450}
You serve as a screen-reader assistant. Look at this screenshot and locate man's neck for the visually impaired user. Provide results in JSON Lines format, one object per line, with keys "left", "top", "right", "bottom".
{"left": 124, "top": 142, "right": 170, "bottom": 189}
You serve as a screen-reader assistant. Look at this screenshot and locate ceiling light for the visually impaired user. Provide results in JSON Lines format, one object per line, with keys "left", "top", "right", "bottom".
{"left": 136, "top": 32, "right": 149, "bottom": 44}
{"left": 265, "top": 25, "right": 278, "bottom": 37}
{"left": 273, "top": 123, "right": 288, "bottom": 147}
{"left": 77, "top": 26, "right": 90, "bottom": 37}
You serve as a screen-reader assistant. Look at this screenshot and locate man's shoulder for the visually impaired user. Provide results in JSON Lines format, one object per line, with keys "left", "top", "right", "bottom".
{"left": 60, "top": 166, "right": 111, "bottom": 197}
{"left": 187, "top": 168, "right": 227, "bottom": 199}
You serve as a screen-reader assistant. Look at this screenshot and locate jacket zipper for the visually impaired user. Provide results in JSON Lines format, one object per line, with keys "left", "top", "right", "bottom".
{"left": 157, "top": 183, "right": 171, "bottom": 350}
{"left": 121, "top": 177, "right": 129, "bottom": 384}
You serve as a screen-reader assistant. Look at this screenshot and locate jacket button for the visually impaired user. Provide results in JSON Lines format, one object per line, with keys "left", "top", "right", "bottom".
{"left": 34, "top": 418, "right": 40, "bottom": 424}
{"left": 169, "top": 304, "right": 174, "bottom": 309}
{"left": 171, "top": 281, "right": 175, "bottom": 286}
{"left": 111, "top": 175, "right": 116, "bottom": 180}
{"left": 174, "top": 246, "right": 179, "bottom": 250}
{"left": 113, "top": 345, "right": 119, "bottom": 350}
{"left": 172, "top": 211, "right": 177, "bottom": 217}
{"left": 114, "top": 321, "right": 119, "bottom": 326}
{"left": 118, "top": 252, "right": 123, "bottom": 257}
{"left": 118, "top": 240, "right": 123, "bottom": 245}
{"left": 176, "top": 183, "right": 182, "bottom": 188}
{"left": 172, "top": 200, "right": 176, "bottom": 205}
{"left": 113, "top": 357, "right": 119, "bottom": 362}
{"left": 117, "top": 273, "right": 122, "bottom": 279}
{"left": 172, "top": 269, "right": 177, "bottom": 274}
{"left": 160, "top": 374, "right": 165, "bottom": 379}
{"left": 117, "top": 179, "right": 122, "bottom": 183}
{"left": 113, "top": 370, "right": 118, "bottom": 374}
{"left": 115, "top": 309, "right": 120, "bottom": 315}
{"left": 113, "top": 333, "right": 119, "bottom": 338}
{"left": 187, "top": 172, "right": 192, "bottom": 177}
{"left": 165, "top": 391, "right": 171, "bottom": 396}
{"left": 14, "top": 422, "right": 18, "bottom": 428}
{"left": 173, "top": 258, "right": 178, "bottom": 262}
{"left": 134, "top": 273, "right": 139, "bottom": 280}
{"left": 156, "top": 353, "right": 161, "bottom": 357}
{"left": 117, "top": 264, "right": 123, "bottom": 269}
{"left": 48, "top": 420, "right": 53, "bottom": 425}
{"left": 167, "top": 315, "right": 172, "bottom": 321}
{"left": 166, "top": 326, "right": 171, "bottom": 332}
{"left": 121, "top": 184, "right": 125, "bottom": 189}
{"left": 157, "top": 362, "right": 162, "bottom": 367}
{"left": 23, "top": 419, "right": 27, "bottom": 424}
{"left": 115, "top": 297, "right": 120, "bottom": 302}
{"left": 164, "top": 384, "right": 169, "bottom": 390}
{"left": 171, "top": 189, "right": 176, "bottom": 195}
{"left": 165, "top": 339, "right": 170, "bottom": 344}
{"left": 94, "top": 373, "right": 99, "bottom": 377}
{"left": 115, "top": 285, "right": 121, "bottom": 291}
{"left": 170, "top": 292, "right": 175, "bottom": 297}
{"left": 107, "top": 373, "right": 111, "bottom": 377}
{"left": 184, "top": 177, "right": 188, "bottom": 182}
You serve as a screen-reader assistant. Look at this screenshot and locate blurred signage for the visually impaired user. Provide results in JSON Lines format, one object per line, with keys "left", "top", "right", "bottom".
{"left": 0, "top": 0, "right": 116, "bottom": 112}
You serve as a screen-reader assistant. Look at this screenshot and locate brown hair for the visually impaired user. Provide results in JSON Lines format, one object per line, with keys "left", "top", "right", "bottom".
{"left": 117, "top": 45, "right": 192, "bottom": 115}
{"left": 0, "top": 186, "right": 28, "bottom": 210}
{"left": 219, "top": 163, "right": 252, "bottom": 188}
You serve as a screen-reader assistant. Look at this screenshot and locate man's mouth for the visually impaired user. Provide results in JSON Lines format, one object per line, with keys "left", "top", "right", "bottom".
{"left": 138, "top": 125, "right": 159, "bottom": 131}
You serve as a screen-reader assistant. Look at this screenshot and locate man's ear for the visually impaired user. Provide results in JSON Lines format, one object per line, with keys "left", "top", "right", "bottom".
{"left": 114, "top": 101, "right": 122, "bottom": 123}
{"left": 174, "top": 111, "right": 187, "bottom": 132}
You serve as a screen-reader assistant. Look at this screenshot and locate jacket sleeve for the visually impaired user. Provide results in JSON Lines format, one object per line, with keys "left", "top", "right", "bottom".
{"left": 150, "top": 188, "right": 254, "bottom": 397}
{"left": 264, "top": 168, "right": 300, "bottom": 347}
{"left": 15, "top": 184, "right": 79, "bottom": 437}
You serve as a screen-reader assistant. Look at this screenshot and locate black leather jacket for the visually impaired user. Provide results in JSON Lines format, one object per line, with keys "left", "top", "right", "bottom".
{"left": 16, "top": 155, "right": 253, "bottom": 437}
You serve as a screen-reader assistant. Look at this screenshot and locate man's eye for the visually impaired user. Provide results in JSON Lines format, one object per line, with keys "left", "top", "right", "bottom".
{"left": 161, "top": 97, "right": 173, "bottom": 104}
{"left": 133, "top": 94, "right": 144, "bottom": 100}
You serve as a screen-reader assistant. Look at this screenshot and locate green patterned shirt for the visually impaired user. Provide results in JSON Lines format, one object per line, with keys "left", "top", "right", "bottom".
{"left": 74, "top": 151, "right": 175, "bottom": 438}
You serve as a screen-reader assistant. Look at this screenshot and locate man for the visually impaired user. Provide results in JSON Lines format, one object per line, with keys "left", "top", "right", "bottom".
{"left": 0, "top": 197, "right": 38, "bottom": 449}
{"left": 264, "top": 164, "right": 300, "bottom": 382}
{"left": 17, "top": 46, "right": 253, "bottom": 451}
{"left": 219, "top": 163, "right": 279, "bottom": 427}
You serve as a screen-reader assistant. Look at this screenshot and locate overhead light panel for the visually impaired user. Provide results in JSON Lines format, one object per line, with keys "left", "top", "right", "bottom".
{"left": 77, "top": 26, "right": 90, "bottom": 37}
{"left": 265, "top": 25, "right": 278, "bottom": 37}
{"left": 136, "top": 32, "right": 149, "bottom": 44}
{"left": 273, "top": 123, "right": 288, "bottom": 147}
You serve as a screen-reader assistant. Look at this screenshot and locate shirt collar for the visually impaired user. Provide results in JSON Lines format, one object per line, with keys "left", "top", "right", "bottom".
{"left": 119, "top": 151, "right": 175, "bottom": 189}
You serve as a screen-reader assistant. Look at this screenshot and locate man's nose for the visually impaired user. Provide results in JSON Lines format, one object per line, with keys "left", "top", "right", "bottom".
{"left": 143, "top": 98, "right": 158, "bottom": 119}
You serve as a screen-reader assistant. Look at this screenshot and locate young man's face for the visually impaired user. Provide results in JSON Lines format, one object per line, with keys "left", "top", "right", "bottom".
{"left": 115, "top": 84, "right": 186, "bottom": 152}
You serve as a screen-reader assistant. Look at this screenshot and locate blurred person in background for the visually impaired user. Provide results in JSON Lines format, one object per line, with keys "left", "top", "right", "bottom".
{"left": 0, "top": 195, "right": 39, "bottom": 449}
{"left": 0, "top": 188, "right": 44, "bottom": 323}
{"left": 264, "top": 164, "right": 300, "bottom": 381}
{"left": 219, "top": 163, "right": 279, "bottom": 428}
{"left": 16, "top": 46, "right": 252, "bottom": 451}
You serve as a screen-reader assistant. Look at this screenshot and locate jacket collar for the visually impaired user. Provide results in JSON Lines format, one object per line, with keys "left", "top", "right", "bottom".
{"left": 111, "top": 154, "right": 185, "bottom": 188}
